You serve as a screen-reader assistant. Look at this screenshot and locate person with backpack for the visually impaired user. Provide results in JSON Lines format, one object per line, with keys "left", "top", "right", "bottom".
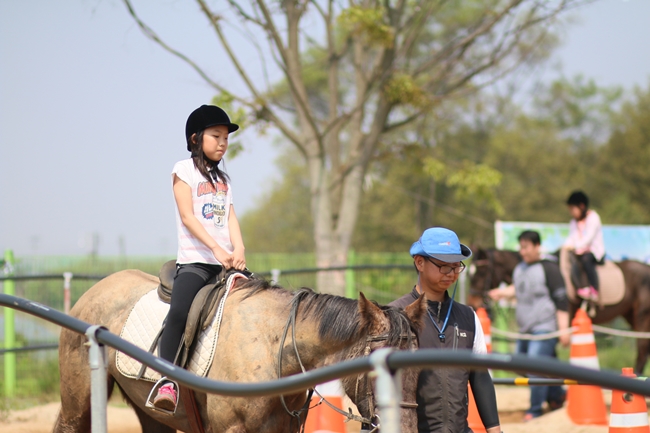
{"left": 489, "top": 230, "right": 569, "bottom": 421}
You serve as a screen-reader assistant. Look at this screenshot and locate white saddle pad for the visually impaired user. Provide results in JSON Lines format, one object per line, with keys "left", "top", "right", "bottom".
{"left": 116, "top": 273, "right": 245, "bottom": 382}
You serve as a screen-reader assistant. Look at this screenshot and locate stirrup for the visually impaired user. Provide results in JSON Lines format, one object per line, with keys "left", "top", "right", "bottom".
{"left": 588, "top": 302, "right": 597, "bottom": 318}
{"left": 580, "top": 299, "right": 598, "bottom": 318}
{"left": 145, "top": 376, "right": 179, "bottom": 415}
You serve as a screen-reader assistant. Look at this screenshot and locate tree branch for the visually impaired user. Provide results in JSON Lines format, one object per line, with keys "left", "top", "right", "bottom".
{"left": 256, "top": 0, "right": 323, "bottom": 153}
{"left": 196, "top": 0, "right": 263, "bottom": 101}
{"left": 414, "top": 0, "right": 525, "bottom": 77}
{"left": 121, "top": 0, "right": 248, "bottom": 105}
{"left": 225, "top": 0, "right": 266, "bottom": 27}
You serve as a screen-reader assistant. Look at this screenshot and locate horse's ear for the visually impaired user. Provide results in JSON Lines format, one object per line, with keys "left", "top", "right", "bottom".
{"left": 358, "top": 292, "right": 383, "bottom": 331}
{"left": 403, "top": 293, "right": 427, "bottom": 331}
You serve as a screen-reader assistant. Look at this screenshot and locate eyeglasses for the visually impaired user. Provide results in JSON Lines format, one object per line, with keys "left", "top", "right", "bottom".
{"left": 426, "top": 258, "right": 466, "bottom": 274}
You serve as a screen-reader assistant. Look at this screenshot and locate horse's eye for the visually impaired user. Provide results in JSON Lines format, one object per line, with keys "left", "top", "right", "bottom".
{"left": 468, "top": 264, "right": 477, "bottom": 276}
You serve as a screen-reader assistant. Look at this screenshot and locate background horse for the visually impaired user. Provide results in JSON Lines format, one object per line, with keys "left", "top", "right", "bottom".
{"left": 468, "top": 247, "right": 650, "bottom": 374}
{"left": 54, "top": 270, "right": 425, "bottom": 433}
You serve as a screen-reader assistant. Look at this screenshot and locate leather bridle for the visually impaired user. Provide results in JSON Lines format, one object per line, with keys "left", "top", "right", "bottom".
{"left": 348, "top": 333, "right": 419, "bottom": 433}
{"left": 276, "top": 291, "right": 419, "bottom": 433}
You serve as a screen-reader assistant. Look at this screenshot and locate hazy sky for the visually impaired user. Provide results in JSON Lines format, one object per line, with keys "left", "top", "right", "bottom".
{"left": 1, "top": 0, "right": 649, "bottom": 257}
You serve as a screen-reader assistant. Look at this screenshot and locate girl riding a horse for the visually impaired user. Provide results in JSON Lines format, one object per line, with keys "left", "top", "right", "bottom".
{"left": 154, "top": 104, "right": 247, "bottom": 410}
{"left": 563, "top": 191, "right": 605, "bottom": 301}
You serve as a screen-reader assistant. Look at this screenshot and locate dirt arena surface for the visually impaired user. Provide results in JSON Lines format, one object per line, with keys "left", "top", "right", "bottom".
{"left": 0, "top": 387, "right": 626, "bottom": 433}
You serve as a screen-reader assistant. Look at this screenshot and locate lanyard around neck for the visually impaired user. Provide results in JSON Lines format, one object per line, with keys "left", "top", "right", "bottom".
{"left": 426, "top": 281, "right": 458, "bottom": 342}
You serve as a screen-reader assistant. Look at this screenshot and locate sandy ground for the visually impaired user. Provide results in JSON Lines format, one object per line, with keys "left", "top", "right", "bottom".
{"left": 0, "top": 387, "right": 626, "bottom": 433}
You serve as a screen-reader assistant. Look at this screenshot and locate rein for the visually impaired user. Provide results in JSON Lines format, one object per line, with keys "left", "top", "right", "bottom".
{"left": 276, "top": 291, "right": 418, "bottom": 433}
{"left": 276, "top": 290, "right": 313, "bottom": 433}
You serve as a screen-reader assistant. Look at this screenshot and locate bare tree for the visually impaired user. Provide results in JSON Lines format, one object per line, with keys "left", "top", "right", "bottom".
{"left": 123, "top": 0, "right": 584, "bottom": 295}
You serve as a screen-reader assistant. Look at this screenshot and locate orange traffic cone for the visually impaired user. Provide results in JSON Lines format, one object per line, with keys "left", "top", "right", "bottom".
{"left": 305, "top": 380, "right": 347, "bottom": 433}
{"left": 476, "top": 307, "right": 492, "bottom": 353}
{"left": 566, "top": 309, "right": 608, "bottom": 425}
{"left": 609, "top": 368, "right": 650, "bottom": 433}
{"left": 468, "top": 386, "right": 487, "bottom": 433}
{"left": 467, "top": 307, "right": 492, "bottom": 433}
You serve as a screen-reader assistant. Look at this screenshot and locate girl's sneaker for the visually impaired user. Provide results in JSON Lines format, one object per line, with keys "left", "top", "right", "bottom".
{"left": 153, "top": 383, "right": 177, "bottom": 411}
{"left": 577, "top": 286, "right": 598, "bottom": 301}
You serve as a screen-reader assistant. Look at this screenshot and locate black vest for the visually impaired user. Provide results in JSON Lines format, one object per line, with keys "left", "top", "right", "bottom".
{"left": 390, "top": 288, "right": 476, "bottom": 433}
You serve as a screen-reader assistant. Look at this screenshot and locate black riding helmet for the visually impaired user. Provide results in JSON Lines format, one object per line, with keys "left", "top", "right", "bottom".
{"left": 185, "top": 105, "right": 239, "bottom": 151}
{"left": 566, "top": 190, "right": 589, "bottom": 208}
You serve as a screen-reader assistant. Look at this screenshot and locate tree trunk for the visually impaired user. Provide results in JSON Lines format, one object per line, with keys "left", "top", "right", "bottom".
{"left": 310, "top": 157, "right": 365, "bottom": 296}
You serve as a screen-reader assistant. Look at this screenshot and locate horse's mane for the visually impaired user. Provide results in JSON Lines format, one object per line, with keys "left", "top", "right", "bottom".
{"left": 238, "top": 278, "right": 416, "bottom": 346}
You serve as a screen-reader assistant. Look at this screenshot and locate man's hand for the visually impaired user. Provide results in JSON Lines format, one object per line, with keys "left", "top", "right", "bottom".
{"left": 559, "top": 332, "right": 571, "bottom": 347}
{"left": 488, "top": 284, "right": 515, "bottom": 301}
{"left": 488, "top": 288, "right": 503, "bottom": 301}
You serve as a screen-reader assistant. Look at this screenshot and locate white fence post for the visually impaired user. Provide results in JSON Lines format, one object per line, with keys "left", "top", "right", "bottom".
{"left": 86, "top": 325, "right": 108, "bottom": 433}
{"left": 63, "top": 272, "right": 73, "bottom": 314}
{"left": 270, "top": 269, "right": 281, "bottom": 284}
{"left": 370, "top": 348, "right": 401, "bottom": 433}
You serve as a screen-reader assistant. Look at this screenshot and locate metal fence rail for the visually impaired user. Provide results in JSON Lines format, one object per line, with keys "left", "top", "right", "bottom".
{"left": 3, "top": 292, "right": 650, "bottom": 433}
{"left": 0, "top": 264, "right": 426, "bottom": 398}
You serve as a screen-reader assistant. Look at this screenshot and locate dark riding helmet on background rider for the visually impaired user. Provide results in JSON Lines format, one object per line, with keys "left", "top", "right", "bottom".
{"left": 185, "top": 105, "right": 239, "bottom": 151}
{"left": 566, "top": 190, "right": 590, "bottom": 221}
{"left": 566, "top": 190, "right": 589, "bottom": 208}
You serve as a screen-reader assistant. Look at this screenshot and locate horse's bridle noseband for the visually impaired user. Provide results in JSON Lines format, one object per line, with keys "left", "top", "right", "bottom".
{"left": 347, "top": 332, "right": 418, "bottom": 432}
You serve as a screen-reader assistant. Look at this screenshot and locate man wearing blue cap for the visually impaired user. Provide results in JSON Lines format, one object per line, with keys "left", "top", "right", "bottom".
{"left": 390, "top": 227, "right": 501, "bottom": 433}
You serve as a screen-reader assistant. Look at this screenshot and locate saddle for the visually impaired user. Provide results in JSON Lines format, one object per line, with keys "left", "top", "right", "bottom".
{"left": 559, "top": 249, "right": 625, "bottom": 307}
{"left": 156, "top": 260, "right": 255, "bottom": 368}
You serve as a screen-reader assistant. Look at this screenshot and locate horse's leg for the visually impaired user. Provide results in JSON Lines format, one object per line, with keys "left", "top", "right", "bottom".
{"left": 634, "top": 304, "right": 650, "bottom": 375}
{"left": 55, "top": 329, "right": 117, "bottom": 433}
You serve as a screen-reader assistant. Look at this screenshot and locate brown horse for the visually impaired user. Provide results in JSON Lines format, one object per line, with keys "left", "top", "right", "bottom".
{"left": 468, "top": 247, "right": 650, "bottom": 374}
{"left": 54, "top": 270, "right": 426, "bottom": 433}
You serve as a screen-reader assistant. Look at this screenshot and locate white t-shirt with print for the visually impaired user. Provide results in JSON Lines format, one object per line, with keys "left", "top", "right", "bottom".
{"left": 172, "top": 159, "right": 233, "bottom": 265}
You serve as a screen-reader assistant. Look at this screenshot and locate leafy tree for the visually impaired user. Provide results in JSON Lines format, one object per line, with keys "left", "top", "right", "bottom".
{"left": 592, "top": 83, "right": 650, "bottom": 224}
{"left": 531, "top": 75, "right": 623, "bottom": 149}
{"left": 239, "top": 148, "right": 314, "bottom": 253}
{"left": 123, "top": 0, "right": 583, "bottom": 294}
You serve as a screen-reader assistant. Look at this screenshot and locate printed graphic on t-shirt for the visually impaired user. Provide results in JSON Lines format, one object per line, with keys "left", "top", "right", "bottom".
{"left": 202, "top": 203, "right": 214, "bottom": 220}
{"left": 214, "top": 191, "right": 226, "bottom": 228}
{"left": 195, "top": 181, "right": 229, "bottom": 226}
{"left": 197, "top": 181, "right": 216, "bottom": 197}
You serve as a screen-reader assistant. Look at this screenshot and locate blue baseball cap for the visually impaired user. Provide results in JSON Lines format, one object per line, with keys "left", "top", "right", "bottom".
{"left": 409, "top": 227, "right": 472, "bottom": 263}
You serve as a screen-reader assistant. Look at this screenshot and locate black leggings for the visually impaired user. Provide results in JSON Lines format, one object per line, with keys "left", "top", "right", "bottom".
{"left": 577, "top": 253, "right": 602, "bottom": 292}
{"left": 159, "top": 263, "right": 222, "bottom": 363}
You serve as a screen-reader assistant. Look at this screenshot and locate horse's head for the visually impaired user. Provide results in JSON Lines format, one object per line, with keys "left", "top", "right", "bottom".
{"left": 468, "top": 247, "right": 521, "bottom": 309}
{"left": 467, "top": 247, "right": 494, "bottom": 308}
{"left": 340, "top": 293, "right": 425, "bottom": 433}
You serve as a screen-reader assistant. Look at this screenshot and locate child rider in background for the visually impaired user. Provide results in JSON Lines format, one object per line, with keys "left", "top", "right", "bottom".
{"left": 563, "top": 191, "right": 605, "bottom": 301}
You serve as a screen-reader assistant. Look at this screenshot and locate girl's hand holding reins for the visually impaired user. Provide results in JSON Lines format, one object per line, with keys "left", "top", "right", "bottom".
{"left": 211, "top": 245, "right": 234, "bottom": 269}
{"left": 232, "top": 248, "right": 246, "bottom": 271}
